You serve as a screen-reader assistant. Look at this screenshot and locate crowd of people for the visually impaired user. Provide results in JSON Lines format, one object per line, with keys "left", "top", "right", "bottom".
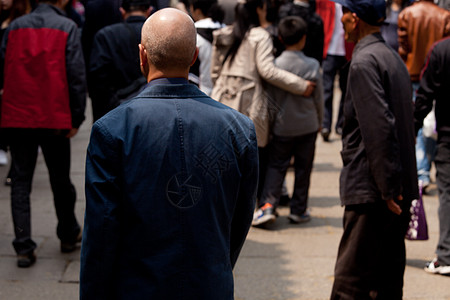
{"left": 0, "top": 0, "right": 449, "bottom": 298}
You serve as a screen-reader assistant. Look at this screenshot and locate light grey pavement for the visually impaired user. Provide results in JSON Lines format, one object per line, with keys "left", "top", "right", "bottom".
{"left": 0, "top": 98, "right": 449, "bottom": 300}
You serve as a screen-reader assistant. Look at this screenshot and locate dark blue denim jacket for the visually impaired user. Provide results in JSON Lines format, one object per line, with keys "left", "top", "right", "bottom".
{"left": 80, "top": 80, "right": 258, "bottom": 300}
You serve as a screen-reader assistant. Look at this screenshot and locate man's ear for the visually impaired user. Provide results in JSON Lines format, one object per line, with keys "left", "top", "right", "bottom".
{"left": 190, "top": 47, "right": 199, "bottom": 67}
{"left": 352, "top": 13, "right": 359, "bottom": 27}
{"left": 146, "top": 7, "right": 153, "bottom": 17}
{"left": 119, "top": 7, "right": 127, "bottom": 19}
{"left": 139, "top": 44, "right": 149, "bottom": 76}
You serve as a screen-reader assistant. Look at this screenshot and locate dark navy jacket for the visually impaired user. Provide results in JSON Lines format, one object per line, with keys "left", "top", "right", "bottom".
{"left": 80, "top": 79, "right": 258, "bottom": 300}
{"left": 89, "top": 16, "right": 147, "bottom": 120}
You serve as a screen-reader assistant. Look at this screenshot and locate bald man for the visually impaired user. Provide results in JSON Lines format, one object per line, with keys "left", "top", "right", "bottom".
{"left": 80, "top": 8, "right": 258, "bottom": 299}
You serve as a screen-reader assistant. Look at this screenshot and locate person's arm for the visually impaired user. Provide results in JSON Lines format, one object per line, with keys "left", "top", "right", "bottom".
{"left": 210, "top": 30, "right": 226, "bottom": 86}
{"left": 254, "top": 29, "right": 314, "bottom": 97}
{"left": 229, "top": 119, "right": 258, "bottom": 268}
{"left": 414, "top": 45, "right": 440, "bottom": 135}
{"left": 0, "top": 27, "right": 11, "bottom": 90}
{"left": 80, "top": 121, "right": 122, "bottom": 299}
{"left": 65, "top": 23, "right": 87, "bottom": 130}
{"left": 350, "top": 61, "right": 403, "bottom": 204}
{"left": 88, "top": 29, "right": 116, "bottom": 120}
{"left": 313, "top": 68, "right": 324, "bottom": 128}
{"left": 198, "top": 36, "right": 213, "bottom": 95}
{"left": 397, "top": 10, "right": 410, "bottom": 62}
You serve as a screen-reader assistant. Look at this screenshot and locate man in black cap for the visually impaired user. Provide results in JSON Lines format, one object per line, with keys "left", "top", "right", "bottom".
{"left": 329, "top": 0, "right": 418, "bottom": 298}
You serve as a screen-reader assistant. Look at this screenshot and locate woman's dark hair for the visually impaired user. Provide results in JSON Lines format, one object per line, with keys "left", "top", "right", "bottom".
{"left": 223, "top": 0, "right": 264, "bottom": 65}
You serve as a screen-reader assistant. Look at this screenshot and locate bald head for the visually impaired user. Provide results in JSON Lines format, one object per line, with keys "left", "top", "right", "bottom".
{"left": 141, "top": 8, "right": 197, "bottom": 74}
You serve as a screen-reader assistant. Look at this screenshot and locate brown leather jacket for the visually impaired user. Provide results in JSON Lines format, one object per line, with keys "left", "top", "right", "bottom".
{"left": 398, "top": 1, "right": 450, "bottom": 81}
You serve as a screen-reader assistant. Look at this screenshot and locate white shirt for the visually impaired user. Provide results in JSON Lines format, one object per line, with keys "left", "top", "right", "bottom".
{"left": 194, "top": 18, "right": 224, "bottom": 95}
{"left": 327, "top": 3, "right": 346, "bottom": 56}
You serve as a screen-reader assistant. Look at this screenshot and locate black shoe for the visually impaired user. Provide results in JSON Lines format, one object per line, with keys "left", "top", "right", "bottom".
{"left": 288, "top": 211, "right": 311, "bottom": 224}
{"left": 61, "top": 230, "right": 82, "bottom": 253}
{"left": 17, "top": 252, "right": 36, "bottom": 268}
{"left": 321, "top": 128, "right": 330, "bottom": 142}
{"left": 335, "top": 127, "right": 343, "bottom": 136}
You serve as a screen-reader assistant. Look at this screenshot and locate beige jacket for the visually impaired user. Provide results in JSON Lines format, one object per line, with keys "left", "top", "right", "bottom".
{"left": 211, "top": 26, "right": 308, "bottom": 147}
{"left": 398, "top": 1, "right": 450, "bottom": 81}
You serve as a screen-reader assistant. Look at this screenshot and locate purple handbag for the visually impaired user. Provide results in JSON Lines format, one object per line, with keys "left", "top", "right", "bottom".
{"left": 405, "top": 182, "right": 429, "bottom": 241}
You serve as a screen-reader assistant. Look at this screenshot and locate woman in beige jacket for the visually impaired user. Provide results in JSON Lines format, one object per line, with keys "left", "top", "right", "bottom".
{"left": 210, "top": 0, "right": 315, "bottom": 148}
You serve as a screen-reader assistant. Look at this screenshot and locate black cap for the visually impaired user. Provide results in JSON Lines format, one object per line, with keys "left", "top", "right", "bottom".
{"left": 332, "top": 0, "right": 386, "bottom": 26}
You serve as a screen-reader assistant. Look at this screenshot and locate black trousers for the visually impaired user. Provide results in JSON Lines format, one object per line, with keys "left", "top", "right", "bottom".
{"left": 331, "top": 200, "right": 411, "bottom": 300}
{"left": 435, "top": 140, "right": 450, "bottom": 266}
{"left": 259, "top": 132, "right": 316, "bottom": 215}
{"left": 322, "top": 55, "right": 348, "bottom": 132}
{"left": 8, "top": 129, "right": 80, "bottom": 255}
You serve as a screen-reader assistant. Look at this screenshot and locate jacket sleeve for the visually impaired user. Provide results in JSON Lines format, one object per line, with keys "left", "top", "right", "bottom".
{"left": 210, "top": 32, "right": 225, "bottom": 86}
{"left": 198, "top": 36, "right": 214, "bottom": 95}
{"left": 254, "top": 29, "right": 308, "bottom": 95}
{"left": 80, "top": 121, "right": 122, "bottom": 299}
{"left": 414, "top": 45, "right": 439, "bottom": 135}
{"left": 88, "top": 29, "right": 116, "bottom": 118}
{"left": 66, "top": 24, "right": 87, "bottom": 129}
{"left": 229, "top": 119, "right": 258, "bottom": 268}
{"left": 397, "top": 10, "right": 410, "bottom": 62}
{"left": 0, "top": 27, "right": 11, "bottom": 89}
{"left": 350, "top": 61, "right": 403, "bottom": 201}
{"left": 314, "top": 70, "right": 324, "bottom": 128}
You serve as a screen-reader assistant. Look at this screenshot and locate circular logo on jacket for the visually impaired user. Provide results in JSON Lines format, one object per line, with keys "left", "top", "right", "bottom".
{"left": 166, "top": 173, "right": 202, "bottom": 209}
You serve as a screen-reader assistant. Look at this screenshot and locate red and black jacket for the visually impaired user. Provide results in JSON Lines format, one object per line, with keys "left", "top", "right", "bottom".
{"left": 1, "top": 3, "right": 86, "bottom": 129}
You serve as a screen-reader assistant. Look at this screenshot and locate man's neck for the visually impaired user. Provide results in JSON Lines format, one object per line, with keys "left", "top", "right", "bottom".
{"left": 356, "top": 27, "right": 380, "bottom": 44}
{"left": 285, "top": 42, "right": 304, "bottom": 51}
{"left": 146, "top": 69, "right": 189, "bottom": 82}
{"left": 124, "top": 11, "right": 148, "bottom": 20}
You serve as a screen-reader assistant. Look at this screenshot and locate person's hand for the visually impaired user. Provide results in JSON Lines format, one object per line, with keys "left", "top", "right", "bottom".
{"left": 66, "top": 128, "right": 78, "bottom": 138}
{"left": 386, "top": 195, "right": 403, "bottom": 215}
{"left": 302, "top": 81, "right": 316, "bottom": 97}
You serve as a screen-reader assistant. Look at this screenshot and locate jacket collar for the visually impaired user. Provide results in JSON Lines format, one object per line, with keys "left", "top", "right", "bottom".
{"left": 137, "top": 79, "right": 209, "bottom": 99}
{"left": 34, "top": 3, "right": 66, "bottom": 16}
{"left": 353, "top": 32, "right": 384, "bottom": 56}
{"left": 125, "top": 15, "right": 147, "bottom": 24}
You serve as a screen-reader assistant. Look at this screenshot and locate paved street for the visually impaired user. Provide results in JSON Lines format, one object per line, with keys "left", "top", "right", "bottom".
{"left": 0, "top": 99, "right": 449, "bottom": 299}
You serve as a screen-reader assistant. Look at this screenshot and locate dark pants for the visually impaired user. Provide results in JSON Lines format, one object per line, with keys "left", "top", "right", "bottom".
{"left": 322, "top": 55, "right": 349, "bottom": 132}
{"left": 257, "top": 146, "right": 269, "bottom": 202}
{"left": 435, "top": 140, "right": 450, "bottom": 266}
{"left": 8, "top": 129, "right": 80, "bottom": 255}
{"left": 259, "top": 132, "right": 316, "bottom": 215}
{"left": 331, "top": 200, "right": 411, "bottom": 300}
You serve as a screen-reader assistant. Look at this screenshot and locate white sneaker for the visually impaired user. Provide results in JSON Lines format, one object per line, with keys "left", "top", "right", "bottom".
{"left": 424, "top": 257, "right": 450, "bottom": 275}
{"left": 0, "top": 149, "right": 8, "bottom": 166}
